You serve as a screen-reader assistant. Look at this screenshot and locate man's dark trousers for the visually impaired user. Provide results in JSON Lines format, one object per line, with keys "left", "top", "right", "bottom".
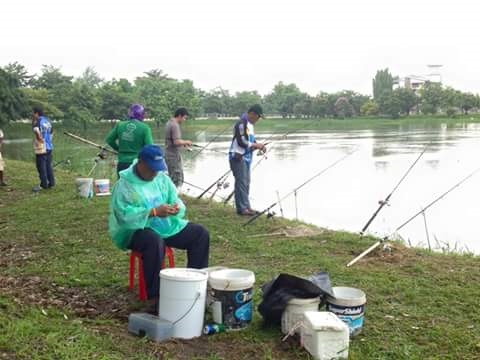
{"left": 128, "top": 223, "right": 210, "bottom": 299}
{"left": 36, "top": 150, "right": 55, "bottom": 189}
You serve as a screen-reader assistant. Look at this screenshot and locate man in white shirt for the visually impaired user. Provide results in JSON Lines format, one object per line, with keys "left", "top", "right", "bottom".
{"left": 228, "top": 105, "right": 266, "bottom": 215}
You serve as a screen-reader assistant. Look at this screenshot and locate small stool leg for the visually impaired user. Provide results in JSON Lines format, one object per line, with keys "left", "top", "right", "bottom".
{"left": 129, "top": 253, "right": 135, "bottom": 291}
{"left": 138, "top": 256, "right": 148, "bottom": 301}
{"left": 167, "top": 247, "right": 175, "bottom": 268}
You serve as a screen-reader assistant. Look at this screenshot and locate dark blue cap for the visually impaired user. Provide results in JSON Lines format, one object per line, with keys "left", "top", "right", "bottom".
{"left": 139, "top": 145, "right": 167, "bottom": 172}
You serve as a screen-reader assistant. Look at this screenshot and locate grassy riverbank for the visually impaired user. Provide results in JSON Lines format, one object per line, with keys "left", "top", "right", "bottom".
{"left": 1, "top": 160, "right": 479, "bottom": 359}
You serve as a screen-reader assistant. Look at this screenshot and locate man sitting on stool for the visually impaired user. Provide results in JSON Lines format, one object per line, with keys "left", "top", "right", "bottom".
{"left": 109, "top": 145, "right": 210, "bottom": 309}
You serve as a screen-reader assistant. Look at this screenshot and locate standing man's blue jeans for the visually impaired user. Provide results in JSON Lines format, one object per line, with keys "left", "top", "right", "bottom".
{"left": 36, "top": 150, "right": 55, "bottom": 189}
{"left": 229, "top": 158, "right": 251, "bottom": 214}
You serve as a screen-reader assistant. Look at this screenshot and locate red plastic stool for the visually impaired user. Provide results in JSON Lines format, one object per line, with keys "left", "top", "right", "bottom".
{"left": 129, "top": 246, "right": 175, "bottom": 301}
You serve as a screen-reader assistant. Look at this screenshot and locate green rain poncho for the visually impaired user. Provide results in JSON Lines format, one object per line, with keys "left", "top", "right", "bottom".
{"left": 109, "top": 160, "right": 188, "bottom": 250}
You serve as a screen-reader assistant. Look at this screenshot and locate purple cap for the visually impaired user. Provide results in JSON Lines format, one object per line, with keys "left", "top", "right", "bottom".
{"left": 128, "top": 104, "right": 145, "bottom": 121}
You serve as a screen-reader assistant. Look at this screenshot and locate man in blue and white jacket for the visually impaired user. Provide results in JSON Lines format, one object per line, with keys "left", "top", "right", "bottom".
{"left": 33, "top": 107, "right": 55, "bottom": 190}
{"left": 228, "top": 104, "right": 266, "bottom": 216}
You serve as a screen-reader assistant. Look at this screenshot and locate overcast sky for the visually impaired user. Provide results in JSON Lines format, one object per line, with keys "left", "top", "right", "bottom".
{"left": 2, "top": 0, "right": 479, "bottom": 96}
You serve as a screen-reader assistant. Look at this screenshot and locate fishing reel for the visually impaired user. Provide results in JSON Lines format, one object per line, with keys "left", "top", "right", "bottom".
{"left": 378, "top": 200, "right": 390, "bottom": 206}
{"left": 94, "top": 149, "right": 108, "bottom": 163}
{"left": 267, "top": 211, "right": 276, "bottom": 219}
{"left": 257, "top": 148, "right": 268, "bottom": 157}
{"left": 216, "top": 180, "right": 230, "bottom": 190}
{"left": 98, "top": 149, "right": 108, "bottom": 160}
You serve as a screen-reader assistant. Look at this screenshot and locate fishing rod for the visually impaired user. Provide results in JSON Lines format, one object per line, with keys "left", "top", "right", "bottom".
{"left": 360, "top": 142, "right": 430, "bottom": 235}
{"left": 197, "top": 168, "right": 232, "bottom": 199}
{"left": 86, "top": 148, "right": 111, "bottom": 176}
{"left": 182, "top": 180, "right": 226, "bottom": 201}
{"left": 190, "top": 124, "right": 232, "bottom": 160}
{"left": 64, "top": 131, "right": 117, "bottom": 177}
{"left": 243, "top": 149, "right": 358, "bottom": 227}
{"left": 191, "top": 144, "right": 229, "bottom": 156}
{"left": 198, "top": 120, "right": 318, "bottom": 200}
{"left": 347, "top": 166, "right": 480, "bottom": 267}
{"left": 63, "top": 131, "right": 118, "bottom": 155}
{"left": 196, "top": 142, "right": 272, "bottom": 200}
{"left": 53, "top": 157, "right": 71, "bottom": 168}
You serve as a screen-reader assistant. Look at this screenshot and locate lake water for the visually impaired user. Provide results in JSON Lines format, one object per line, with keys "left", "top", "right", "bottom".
{"left": 3, "top": 122, "right": 480, "bottom": 253}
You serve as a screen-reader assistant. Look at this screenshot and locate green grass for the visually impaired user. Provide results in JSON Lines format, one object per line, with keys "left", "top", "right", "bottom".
{"left": 1, "top": 160, "right": 479, "bottom": 359}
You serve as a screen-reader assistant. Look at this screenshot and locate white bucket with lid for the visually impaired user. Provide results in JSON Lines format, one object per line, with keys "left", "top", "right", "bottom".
{"left": 159, "top": 268, "right": 208, "bottom": 339}
{"left": 326, "top": 286, "right": 366, "bottom": 336}
{"left": 75, "top": 178, "right": 93, "bottom": 198}
{"left": 208, "top": 269, "right": 255, "bottom": 329}
{"left": 94, "top": 179, "right": 110, "bottom": 196}
{"left": 281, "top": 297, "right": 320, "bottom": 335}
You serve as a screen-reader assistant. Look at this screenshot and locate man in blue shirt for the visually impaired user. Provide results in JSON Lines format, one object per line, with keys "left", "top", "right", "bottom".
{"left": 228, "top": 104, "right": 266, "bottom": 215}
{"left": 33, "top": 107, "right": 55, "bottom": 190}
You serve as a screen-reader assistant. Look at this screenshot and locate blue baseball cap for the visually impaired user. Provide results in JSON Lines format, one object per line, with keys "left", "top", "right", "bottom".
{"left": 139, "top": 145, "right": 167, "bottom": 172}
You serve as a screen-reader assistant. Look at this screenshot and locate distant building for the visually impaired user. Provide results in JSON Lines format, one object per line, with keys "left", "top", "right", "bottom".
{"left": 393, "top": 76, "right": 427, "bottom": 93}
{"left": 393, "top": 65, "right": 443, "bottom": 93}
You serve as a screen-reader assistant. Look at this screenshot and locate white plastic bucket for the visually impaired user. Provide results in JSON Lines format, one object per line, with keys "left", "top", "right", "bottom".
{"left": 281, "top": 297, "right": 320, "bottom": 335}
{"left": 75, "top": 178, "right": 93, "bottom": 198}
{"left": 202, "top": 266, "right": 228, "bottom": 276}
{"left": 159, "top": 268, "right": 208, "bottom": 339}
{"left": 203, "top": 266, "right": 228, "bottom": 320}
{"left": 326, "top": 286, "right": 366, "bottom": 336}
{"left": 208, "top": 268, "right": 255, "bottom": 329}
{"left": 94, "top": 179, "right": 110, "bottom": 196}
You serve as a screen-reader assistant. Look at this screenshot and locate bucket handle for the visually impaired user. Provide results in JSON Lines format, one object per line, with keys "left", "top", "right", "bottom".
{"left": 172, "top": 292, "right": 201, "bottom": 325}
{"left": 282, "top": 321, "right": 305, "bottom": 342}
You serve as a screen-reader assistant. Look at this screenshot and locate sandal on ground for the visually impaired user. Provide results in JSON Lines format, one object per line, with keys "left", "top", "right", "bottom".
{"left": 239, "top": 209, "right": 256, "bottom": 216}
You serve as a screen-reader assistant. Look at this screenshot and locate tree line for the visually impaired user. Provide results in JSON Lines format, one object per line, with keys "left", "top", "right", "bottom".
{"left": 1, "top": 63, "right": 479, "bottom": 127}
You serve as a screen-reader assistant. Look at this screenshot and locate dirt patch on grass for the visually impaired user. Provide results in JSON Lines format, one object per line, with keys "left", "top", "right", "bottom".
{"left": 0, "top": 274, "right": 135, "bottom": 320}
{"left": 249, "top": 224, "right": 326, "bottom": 239}
{"left": 0, "top": 350, "right": 17, "bottom": 360}
{"left": 0, "top": 274, "right": 304, "bottom": 359}
{"left": 0, "top": 185, "right": 31, "bottom": 207}
{"left": 93, "top": 322, "right": 303, "bottom": 360}
{"left": 355, "top": 242, "right": 421, "bottom": 267}
{"left": 0, "top": 243, "right": 36, "bottom": 268}
{"left": 156, "top": 336, "right": 302, "bottom": 360}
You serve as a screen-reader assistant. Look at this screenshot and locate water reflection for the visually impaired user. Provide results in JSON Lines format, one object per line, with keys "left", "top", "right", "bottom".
{"left": 4, "top": 122, "right": 480, "bottom": 254}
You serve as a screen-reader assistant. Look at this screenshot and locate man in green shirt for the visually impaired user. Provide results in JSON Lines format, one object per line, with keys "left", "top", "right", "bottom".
{"left": 109, "top": 145, "right": 210, "bottom": 304}
{"left": 106, "top": 104, "right": 153, "bottom": 176}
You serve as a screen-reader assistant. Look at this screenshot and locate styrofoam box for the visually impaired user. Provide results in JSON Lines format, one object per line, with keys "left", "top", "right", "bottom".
{"left": 301, "top": 311, "right": 349, "bottom": 360}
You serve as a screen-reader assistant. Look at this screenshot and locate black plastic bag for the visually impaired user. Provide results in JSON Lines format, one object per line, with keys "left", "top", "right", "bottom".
{"left": 258, "top": 272, "right": 334, "bottom": 325}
